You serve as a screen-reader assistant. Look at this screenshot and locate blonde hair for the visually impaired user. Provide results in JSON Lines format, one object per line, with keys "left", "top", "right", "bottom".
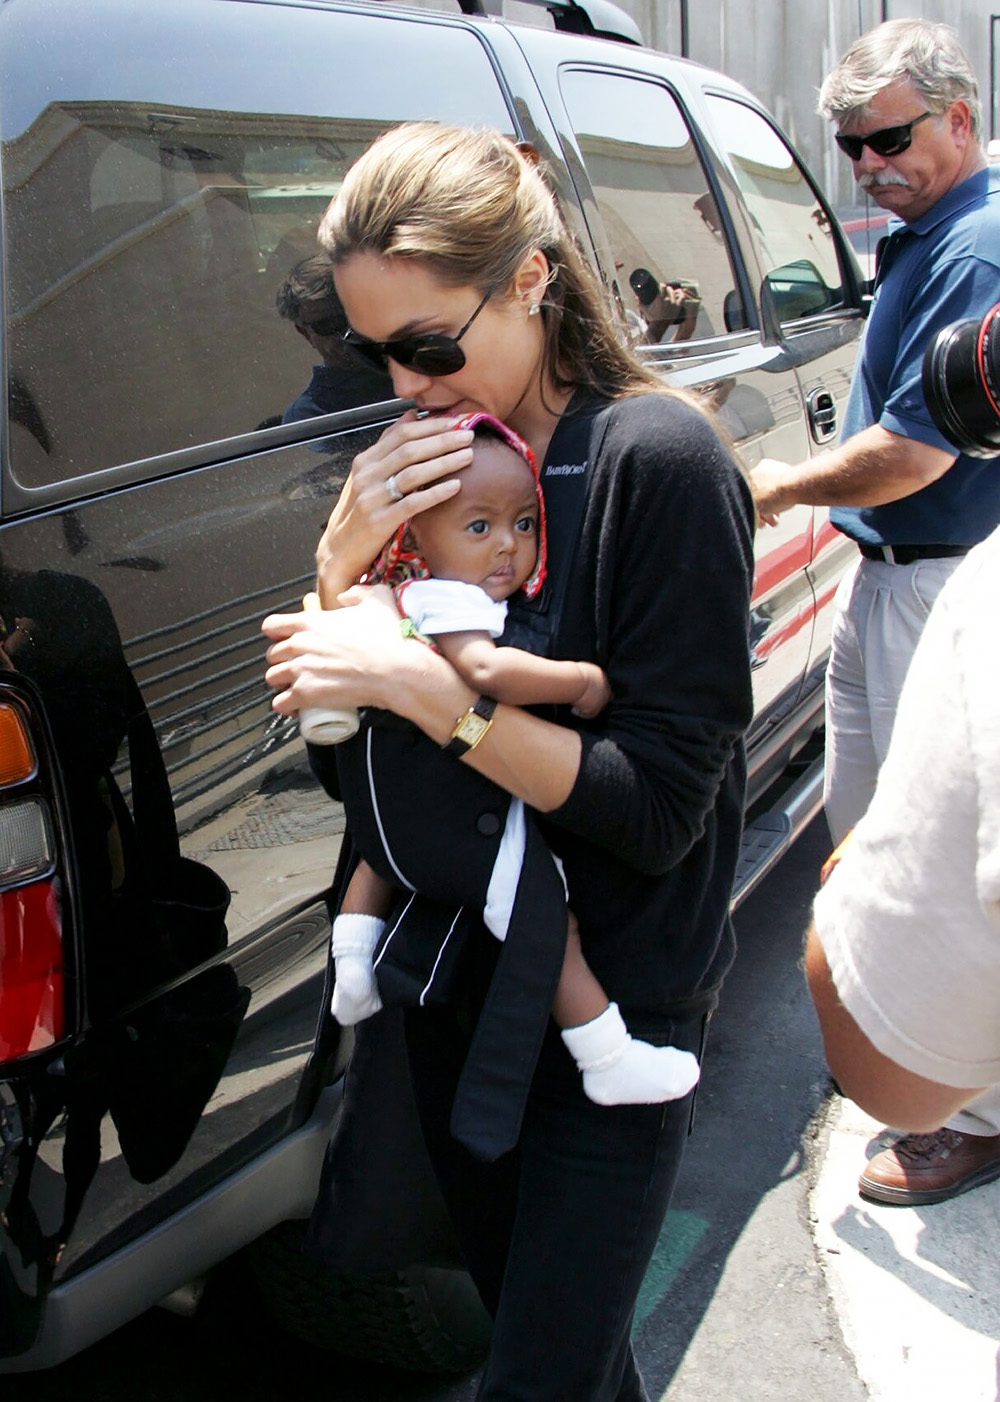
{"left": 318, "top": 122, "right": 667, "bottom": 402}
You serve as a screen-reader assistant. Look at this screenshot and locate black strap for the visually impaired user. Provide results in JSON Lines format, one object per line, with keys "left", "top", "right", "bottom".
{"left": 856, "top": 541, "right": 969, "bottom": 564}
{"left": 105, "top": 673, "right": 182, "bottom": 898}
{"left": 449, "top": 815, "right": 568, "bottom": 1160}
{"left": 872, "top": 225, "right": 908, "bottom": 292}
{"left": 123, "top": 671, "right": 182, "bottom": 865}
{"left": 446, "top": 400, "right": 614, "bottom": 1160}
{"left": 501, "top": 396, "right": 612, "bottom": 658}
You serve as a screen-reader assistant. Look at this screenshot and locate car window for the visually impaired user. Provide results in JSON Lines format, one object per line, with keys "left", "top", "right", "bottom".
{"left": 558, "top": 68, "right": 746, "bottom": 348}
{"left": 704, "top": 94, "right": 846, "bottom": 323}
{"left": 0, "top": 0, "right": 514, "bottom": 493}
{"left": 838, "top": 205, "right": 890, "bottom": 282}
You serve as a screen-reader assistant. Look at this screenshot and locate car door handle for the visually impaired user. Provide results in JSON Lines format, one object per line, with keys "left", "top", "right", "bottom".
{"left": 807, "top": 388, "right": 837, "bottom": 444}
{"left": 749, "top": 608, "right": 770, "bottom": 668}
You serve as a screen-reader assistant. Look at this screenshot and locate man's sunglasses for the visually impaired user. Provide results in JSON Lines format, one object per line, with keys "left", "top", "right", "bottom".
{"left": 835, "top": 110, "right": 934, "bottom": 161}
{"left": 342, "top": 288, "right": 493, "bottom": 376}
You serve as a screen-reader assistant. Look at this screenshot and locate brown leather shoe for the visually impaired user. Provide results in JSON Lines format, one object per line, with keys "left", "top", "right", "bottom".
{"left": 859, "top": 1128, "right": 1000, "bottom": 1206}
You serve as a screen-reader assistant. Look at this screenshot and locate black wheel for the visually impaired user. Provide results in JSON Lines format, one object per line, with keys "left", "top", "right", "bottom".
{"left": 248, "top": 1221, "right": 492, "bottom": 1375}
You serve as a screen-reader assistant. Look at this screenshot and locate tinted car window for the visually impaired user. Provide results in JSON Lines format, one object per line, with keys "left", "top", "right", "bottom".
{"left": 559, "top": 67, "right": 745, "bottom": 346}
{"left": 705, "top": 95, "right": 845, "bottom": 323}
{"left": 0, "top": 0, "right": 513, "bottom": 492}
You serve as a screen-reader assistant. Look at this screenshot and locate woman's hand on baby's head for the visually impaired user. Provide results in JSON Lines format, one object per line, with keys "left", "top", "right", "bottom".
{"left": 376, "top": 412, "right": 475, "bottom": 514}
{"left": 315, "top": 413, "right": 474, "bottom": 601}
{"left": 364, "top": 411, "right": 474, "bottom": 507}
{"left": 571, "top": 663, "right": 612, "bottom": 719}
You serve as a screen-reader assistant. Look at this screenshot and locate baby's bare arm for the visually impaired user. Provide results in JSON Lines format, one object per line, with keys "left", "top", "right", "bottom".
{"left": 340, "top": 858, "right": 395, "bottom": 919}
{"left": 436, "top": 631, "right": 611, "bottom": 716}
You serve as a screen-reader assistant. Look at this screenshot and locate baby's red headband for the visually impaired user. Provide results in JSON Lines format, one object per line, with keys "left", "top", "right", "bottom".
{"left": 370, "top": 411, "right": 548, "bottom": 599}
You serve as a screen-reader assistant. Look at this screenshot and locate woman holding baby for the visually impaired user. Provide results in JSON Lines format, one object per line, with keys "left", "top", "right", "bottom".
{"left": 263, "top": 122, "right": 753, "bottom": 1402}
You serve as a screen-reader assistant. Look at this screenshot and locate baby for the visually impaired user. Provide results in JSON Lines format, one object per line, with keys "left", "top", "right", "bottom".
{"left": 330, "top": 413, "right": 699, "bottom": 1108}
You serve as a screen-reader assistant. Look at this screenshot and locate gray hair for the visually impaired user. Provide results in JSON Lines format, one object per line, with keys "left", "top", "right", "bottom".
{"left": 818, "top": 19, "right": 982, "bottom": 140}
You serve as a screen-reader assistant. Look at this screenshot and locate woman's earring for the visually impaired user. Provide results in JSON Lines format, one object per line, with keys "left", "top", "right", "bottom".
{"left": 528, "top": 302, "right": 541, "bottom": 317}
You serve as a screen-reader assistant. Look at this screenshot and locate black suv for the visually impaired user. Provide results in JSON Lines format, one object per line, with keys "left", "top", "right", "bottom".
{"left": 0, "top": 0, "right": 864, "bottom": 1374}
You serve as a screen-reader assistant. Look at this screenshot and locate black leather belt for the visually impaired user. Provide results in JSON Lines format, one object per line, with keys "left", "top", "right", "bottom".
{"left": 857, "top": 541, "right": 969, "bottom": 565}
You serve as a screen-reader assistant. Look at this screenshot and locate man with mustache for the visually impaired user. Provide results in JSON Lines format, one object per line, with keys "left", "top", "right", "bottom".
{"left": 751, "top": 19, "right": 1000, "bottom": 1208}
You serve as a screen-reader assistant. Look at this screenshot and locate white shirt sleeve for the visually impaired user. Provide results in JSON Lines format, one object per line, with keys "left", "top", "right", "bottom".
{"left": 397, "top": 578, "right": 508, "bottom": 639}
{"left": 813, "top": 533, "right": 1000, "bottom": 1089}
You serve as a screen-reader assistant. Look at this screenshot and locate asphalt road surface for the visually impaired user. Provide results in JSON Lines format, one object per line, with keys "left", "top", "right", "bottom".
{"left": 6, "top": 817, "right": 865, "bottom": 1402}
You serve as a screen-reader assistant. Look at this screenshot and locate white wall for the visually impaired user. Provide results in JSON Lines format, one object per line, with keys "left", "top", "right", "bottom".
{"left": 611, "top": 0, "right": 995, "bottom": 209}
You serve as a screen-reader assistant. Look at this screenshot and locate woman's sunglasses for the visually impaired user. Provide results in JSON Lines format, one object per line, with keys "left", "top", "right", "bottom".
{"left": 342, "top": 288, "right": 492, "bottom": 376}
{"left": 835, "top": 110, "right": 934, "bottom": 161}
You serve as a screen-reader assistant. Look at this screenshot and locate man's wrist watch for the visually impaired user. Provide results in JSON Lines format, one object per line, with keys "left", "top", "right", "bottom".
{"left": 443, "top": 695, "right": 497, "bottom": 756}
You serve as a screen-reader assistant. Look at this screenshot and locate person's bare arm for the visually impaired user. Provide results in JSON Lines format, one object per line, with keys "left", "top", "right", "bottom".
{"left": 750, "top": 425, "right": 956, "bottom": 524}
{"left": 804, "top": 922, "right": 984, "bottom": 1132}
{"left": 435, "top": 630, "right": 611, "bottom": 718}
{"left": 640, "top": 281, "right": 700, "bottom": 344}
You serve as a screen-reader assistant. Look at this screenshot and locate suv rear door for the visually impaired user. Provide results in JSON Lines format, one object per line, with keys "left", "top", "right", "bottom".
{"left": 700, "top": 90, "right": 862, "bottom": 715}
{"left": 0, "top": 0, "right": 521, "bottom": 1355}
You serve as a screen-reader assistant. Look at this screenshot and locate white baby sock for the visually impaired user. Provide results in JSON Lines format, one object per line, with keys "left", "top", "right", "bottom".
{"left": 331, "top": 914, "right": 386, "bottom": 1025}
{"left": 561, "top": 1003, "right": 700, "bottom": 1107}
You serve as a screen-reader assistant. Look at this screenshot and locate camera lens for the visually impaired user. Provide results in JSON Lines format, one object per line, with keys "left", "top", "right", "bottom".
{"left": 922, "top": 302, "right": 1000, "bottom": 458}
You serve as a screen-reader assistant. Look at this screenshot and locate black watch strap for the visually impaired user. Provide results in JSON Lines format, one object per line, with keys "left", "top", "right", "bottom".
{"left": 443, "top": 695, "right": 498, "bottom": 757}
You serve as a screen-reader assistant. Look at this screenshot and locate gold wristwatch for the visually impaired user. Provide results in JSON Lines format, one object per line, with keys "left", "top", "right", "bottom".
{"left": 443, "top": 695, "right": 497, "bottom": 756}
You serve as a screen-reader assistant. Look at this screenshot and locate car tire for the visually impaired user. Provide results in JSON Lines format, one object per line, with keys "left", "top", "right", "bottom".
{"left": 248, "top": 1220, "right": 492, "bottom": 1374}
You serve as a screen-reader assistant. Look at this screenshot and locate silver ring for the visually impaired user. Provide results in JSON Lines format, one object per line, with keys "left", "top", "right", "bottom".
{"left": 385, "top": 473, "right": 404, "bottom": 503}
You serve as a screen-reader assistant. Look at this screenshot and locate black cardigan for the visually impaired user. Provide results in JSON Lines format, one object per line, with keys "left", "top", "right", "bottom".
{"left": 315, "top": 389, "right": 755, "bottom": 1021}
{"left": 527, "top": 390, "right": 754, "bottom": 1014}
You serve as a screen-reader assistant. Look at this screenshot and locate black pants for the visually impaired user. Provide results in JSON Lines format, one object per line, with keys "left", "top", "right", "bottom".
{"left": 404, "top": 1005, "right": 708, "bottom": 1402}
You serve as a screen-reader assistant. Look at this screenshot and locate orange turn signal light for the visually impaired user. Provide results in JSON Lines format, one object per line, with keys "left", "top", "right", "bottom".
{"left": 0, "top": 704, "right": 36, "bottom": 788}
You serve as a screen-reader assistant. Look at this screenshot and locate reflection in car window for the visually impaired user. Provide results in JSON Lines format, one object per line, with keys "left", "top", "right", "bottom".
{"left": 0, "top": 0, "right": 513, "bottom": 489}
{"left": 706, "top": 95, "right": 844, "bottom": 322}
{"left": 559, "top": 68, "right": 745, "bottom": 348}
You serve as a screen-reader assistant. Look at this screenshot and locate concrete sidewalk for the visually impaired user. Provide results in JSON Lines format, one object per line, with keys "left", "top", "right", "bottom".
{"left": 811, "top": 1098, "right": 1000, "bottom": 1401}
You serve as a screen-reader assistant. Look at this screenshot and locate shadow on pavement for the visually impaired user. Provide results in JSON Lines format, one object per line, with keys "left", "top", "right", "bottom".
{"left": 2, "top": 1257, "right": 478, "bottom": 1402}
{"left": 635, "top": 816, "right": 835, "bottom": 1395}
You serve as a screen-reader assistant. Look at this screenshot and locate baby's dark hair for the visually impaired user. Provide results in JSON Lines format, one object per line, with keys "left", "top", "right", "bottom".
{"left": 460, "top": 411, "right": 536, "bottom": 471}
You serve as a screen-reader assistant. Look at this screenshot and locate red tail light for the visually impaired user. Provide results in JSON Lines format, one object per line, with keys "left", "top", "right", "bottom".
{"left": 0, "top": 878, "right": 63, "bottom": 1060}
{"left": 0, "top": 699, "right": 65, "bottom": 1065}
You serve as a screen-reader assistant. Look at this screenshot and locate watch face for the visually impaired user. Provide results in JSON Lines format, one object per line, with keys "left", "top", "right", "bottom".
{"left": 455, "top": 712, "right": 490, "bottom": 746}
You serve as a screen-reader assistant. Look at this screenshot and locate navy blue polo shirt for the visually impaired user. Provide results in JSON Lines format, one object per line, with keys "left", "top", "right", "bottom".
{"left": 833, "top": 166, "right": 1000, "bottom": 548}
